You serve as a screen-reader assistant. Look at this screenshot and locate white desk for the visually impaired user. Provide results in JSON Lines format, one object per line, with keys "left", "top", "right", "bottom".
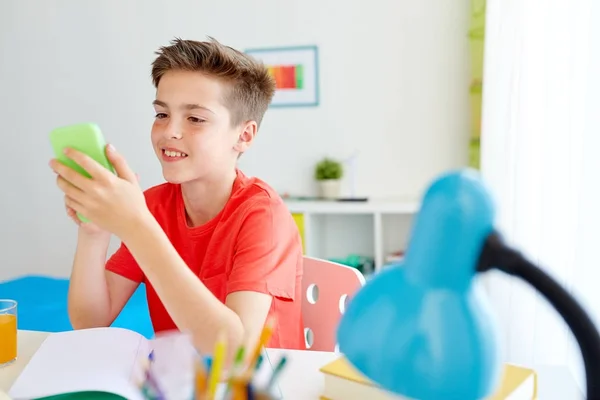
{"left": 0, "top": 331, "right": 584, "bottom": 400}
{"left": 0, "top": 331, "right": 49, "bottom": 395}
{"left": 0, "top": 331, "right": 337, "bottom": 400}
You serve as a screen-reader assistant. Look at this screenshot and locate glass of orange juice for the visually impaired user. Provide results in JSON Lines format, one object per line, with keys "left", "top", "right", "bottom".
{"left": 0, "top": 300, "right": 17, "bottom": 366}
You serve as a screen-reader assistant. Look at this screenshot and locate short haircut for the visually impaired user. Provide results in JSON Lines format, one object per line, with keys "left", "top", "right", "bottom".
{"left": 151, "top": 37, "right": 276, "bottom": 128}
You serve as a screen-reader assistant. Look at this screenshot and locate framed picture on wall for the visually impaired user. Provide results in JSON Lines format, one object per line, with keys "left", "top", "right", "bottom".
{"left": 245, "top": 45, "right": 319, "bottom": 107}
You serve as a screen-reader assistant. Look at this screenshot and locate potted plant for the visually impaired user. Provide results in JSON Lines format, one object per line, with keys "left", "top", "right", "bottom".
{"left": 315, "top": 158, "right": 343, "bottom": 199}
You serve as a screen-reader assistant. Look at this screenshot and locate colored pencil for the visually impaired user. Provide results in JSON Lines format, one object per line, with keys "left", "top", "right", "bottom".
{"left": 246, "top": 381, "right": 255, "bottom": 400}
{"left": 255, "top": 354, "right": 264, "bottom": 371}
{"left": 137, "top": 352, "right": 165, "bottom": 400}
{"left": 231, "top": 378, "right": 247, "bottom": 400}
{"left": 207, "top": 331, "right": 227, "bottom": 400}
{"left": 245, "top": 318, "right": 275, "bottom": 375}
{"left": 194, "top": 356, "right": 208, "bottom": 400}
{"left": 266, "top": 355, "right": 287, "bottom": 392}
{"left": 144, "top": 368, "right": 165, "bottom": 400}
{"left": 223, "top": 345, "right": 246, "bottom": 399}
{"left": 233, "top": 345, "right": 246, "bottom": 372}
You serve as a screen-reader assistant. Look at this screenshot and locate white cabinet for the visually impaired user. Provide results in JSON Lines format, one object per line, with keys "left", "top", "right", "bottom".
{"left": 284, "top": 200, "right": 419, "bottom": 274}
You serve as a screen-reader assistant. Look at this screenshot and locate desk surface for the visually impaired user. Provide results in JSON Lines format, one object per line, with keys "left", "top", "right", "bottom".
{"left": 0, "top": 331, "right": 584, "bottom": 400}
{"left": 0, "top": 330, "right": 337, "bottom": 400}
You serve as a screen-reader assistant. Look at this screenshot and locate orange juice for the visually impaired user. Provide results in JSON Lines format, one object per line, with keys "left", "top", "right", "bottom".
{"left": 0, "top": 314, "right": 17, "bottom": 364}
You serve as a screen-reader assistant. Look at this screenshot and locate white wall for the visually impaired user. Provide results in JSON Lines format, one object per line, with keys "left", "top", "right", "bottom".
{"left": 567, "top": 0, "right": 600, "bottom": 391}
{"left": 0, "top": 0, "right": 470, "bottom": 280}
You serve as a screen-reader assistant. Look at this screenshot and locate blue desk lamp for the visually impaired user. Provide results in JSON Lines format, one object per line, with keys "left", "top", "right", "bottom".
{"left": 337, "top": 169, "right": 600, "bottom": 399}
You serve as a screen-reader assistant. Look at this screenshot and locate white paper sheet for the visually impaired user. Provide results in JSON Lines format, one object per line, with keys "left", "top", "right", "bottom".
{"left": 8, "top": 328, "right": 281, "bottom": 400}
{"left": 9, "top": 328, "right": 147, "bottom": 400}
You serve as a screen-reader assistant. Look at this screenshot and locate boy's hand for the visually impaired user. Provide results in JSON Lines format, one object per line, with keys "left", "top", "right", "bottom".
{"left": 64, "top": 195, "right": 107, "bottom": 236}
{"left": 50, "top": 144, "right": 150, "bottom": 239}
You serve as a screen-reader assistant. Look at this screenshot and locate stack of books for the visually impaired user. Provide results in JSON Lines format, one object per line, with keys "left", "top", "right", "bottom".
{"left": 319, "top": 356, "right": 537, "bottom": 400}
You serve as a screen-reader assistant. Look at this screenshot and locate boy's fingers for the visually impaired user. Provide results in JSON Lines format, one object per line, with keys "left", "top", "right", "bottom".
{"left": 61, "top": 148, "right": 106, "bottom": 181}
{"left": 106, "top": 144, "right": 137, "bottom": 183}
{"left": 51, "top": 158, "right": 90, "bottom": 190}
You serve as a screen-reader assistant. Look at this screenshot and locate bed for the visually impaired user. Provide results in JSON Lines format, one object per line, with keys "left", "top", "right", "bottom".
{"left": 0, "top": 275, "right": 153, "bottom": 339}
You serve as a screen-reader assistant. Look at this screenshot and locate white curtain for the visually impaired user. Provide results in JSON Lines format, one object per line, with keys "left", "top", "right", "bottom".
{"left": 480, "top": 0, "right": 598, "bottom": 392}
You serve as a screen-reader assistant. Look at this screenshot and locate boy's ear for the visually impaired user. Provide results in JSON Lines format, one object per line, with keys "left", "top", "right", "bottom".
{"left": 233, "top": 121, "right": 258, "bottom": 153}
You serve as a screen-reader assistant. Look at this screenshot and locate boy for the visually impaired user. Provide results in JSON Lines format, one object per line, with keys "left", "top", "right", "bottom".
{"left": 49, "top": 37, "right": 305, "bottom": 356}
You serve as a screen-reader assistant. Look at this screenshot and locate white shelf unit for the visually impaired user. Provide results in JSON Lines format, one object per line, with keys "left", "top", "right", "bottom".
{"left": 284, "top": 200, "right": 420, "bottom": 273}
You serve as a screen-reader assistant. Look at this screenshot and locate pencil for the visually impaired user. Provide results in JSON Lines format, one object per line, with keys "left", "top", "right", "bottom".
{"left": 245, "top": 318, "right": 275, "bottom": 374}
{"left": 246, "top": 381, "right": 255, "bottom": 400}
{"left": 223, "top": 345, "right": 246, "bottom": 399}
{"left": 194, "top": 356, "right": 208, "bottom": 400}
{"left": 255, "top": 354, "right": 264, "bottom": 371}
{"left": 135, "top": 356, "right": 151, "bottom": 388}
{"left": 144, "top": 368, "right": 166, "bottom": 400}
{"left": 207, "top": 330, "right": 227, "bottom": 400}
{"left": 223, "top": 345, "right": 245, "bottom": 399}
{"left": 232, "top": 345, "right": 246, "bottom": 373}
{"left": 231, "top": 378, "right": 247, "bottom": 400}
{"left": 266, "top": 355, "right": 287, "bottom": 392}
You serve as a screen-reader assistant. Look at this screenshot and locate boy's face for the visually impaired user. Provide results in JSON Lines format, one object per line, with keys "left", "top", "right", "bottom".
{"left": 151, "top": 70, "right": 256, "bottom": 184}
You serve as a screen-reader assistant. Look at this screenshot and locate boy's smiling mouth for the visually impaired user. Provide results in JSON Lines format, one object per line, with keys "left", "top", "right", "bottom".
{"left": 161, "top": 148, "right": 189, "bottom": 161}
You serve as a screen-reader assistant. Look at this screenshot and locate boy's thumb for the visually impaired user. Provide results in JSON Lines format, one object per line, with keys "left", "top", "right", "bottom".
{"left": 106, "top": 144, "right": 137, "bottom": 183}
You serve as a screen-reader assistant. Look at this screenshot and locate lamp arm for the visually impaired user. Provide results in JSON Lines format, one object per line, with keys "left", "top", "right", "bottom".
{"left": 476, "top": 232, "right": 600, "bottom": 399}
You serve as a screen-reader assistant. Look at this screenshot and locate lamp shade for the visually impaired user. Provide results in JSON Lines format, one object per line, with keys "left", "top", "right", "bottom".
{"left": 337, "top": 170, "right": 503, "bottom": 400}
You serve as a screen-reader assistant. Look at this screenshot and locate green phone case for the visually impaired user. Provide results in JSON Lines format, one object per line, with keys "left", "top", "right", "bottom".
{"left": 49, "top": 122, "right": 116, "bottom": 223}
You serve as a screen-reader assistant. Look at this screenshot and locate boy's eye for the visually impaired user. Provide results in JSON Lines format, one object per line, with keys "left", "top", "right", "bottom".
{"left": 155, "top": 113, "right": 168, "bottom": 119}
{"left": 188, "top": 116, "right": 206, "bottom": 123}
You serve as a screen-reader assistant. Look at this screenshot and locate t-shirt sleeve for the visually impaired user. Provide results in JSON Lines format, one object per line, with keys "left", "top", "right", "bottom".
{"left": 105, "top": 242, "right": 145, "bottom": 283}
{"left": 227, "top": 196, "right": 302, "bottom": 301}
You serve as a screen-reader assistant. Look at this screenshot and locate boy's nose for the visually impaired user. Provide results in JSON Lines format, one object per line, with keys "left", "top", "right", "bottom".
{"left": 165, "top": 121, "right": 183, "bottom": 139}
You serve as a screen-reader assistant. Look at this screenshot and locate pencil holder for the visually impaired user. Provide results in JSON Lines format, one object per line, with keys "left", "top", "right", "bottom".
{"left": 136, "top": 322, "right": 286, "bottom": 400}
{"left": 246, "top": 390, "right": 277, "bottom": 400}
{"left": 224, "top": 377, "right": 279, "bottom": 400}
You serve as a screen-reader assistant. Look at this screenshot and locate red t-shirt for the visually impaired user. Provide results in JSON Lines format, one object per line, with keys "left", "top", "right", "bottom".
{"left": 105, "top": 169, "right": 305, "bottom": 349}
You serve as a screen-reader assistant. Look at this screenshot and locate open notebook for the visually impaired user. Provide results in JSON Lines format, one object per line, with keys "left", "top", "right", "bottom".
{"left": 9, "top": 328, "right": 277, "bottom": 400}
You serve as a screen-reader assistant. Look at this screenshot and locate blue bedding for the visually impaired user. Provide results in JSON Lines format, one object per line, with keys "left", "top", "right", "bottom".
{"left": 0, "top": 275, "right": 154, "bottom": 338}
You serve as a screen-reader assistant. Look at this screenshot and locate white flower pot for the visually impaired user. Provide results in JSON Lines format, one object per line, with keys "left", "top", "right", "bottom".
{"left": 318, "top": 179, "right": 341, "bottom": 200}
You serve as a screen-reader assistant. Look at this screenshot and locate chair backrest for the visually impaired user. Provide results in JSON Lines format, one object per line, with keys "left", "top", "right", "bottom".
{"left": 301, "top": 256, "right": 366, "bottom": 352}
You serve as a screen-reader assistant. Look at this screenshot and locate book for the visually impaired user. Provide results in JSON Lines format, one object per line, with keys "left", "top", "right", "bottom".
{"left": 319, "top": 356, "right": 537, "bottom": 400}
{"left": 8, "top": 327, "right": 276, "bottom": 400}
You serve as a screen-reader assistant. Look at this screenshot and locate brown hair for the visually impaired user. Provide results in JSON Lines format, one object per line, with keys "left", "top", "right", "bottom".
{"left": 151, "top": 37, "right": 276, "bottom": 128}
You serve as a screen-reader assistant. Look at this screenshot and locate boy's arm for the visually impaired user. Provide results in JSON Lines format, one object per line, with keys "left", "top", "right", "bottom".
{"left": 224, "top": 291, "right": 273, "bottom": 352}
{"left": 123, "top": 216, "right": 246, "bottom": 355}
{"left": 225, "top": 198, "right": 300, "bottom": 350}
{"left": 68, "top": 230, "right": 140, "bottom": 329}
{"left": 122, "top": 197, "right": 299, "bottom": 356}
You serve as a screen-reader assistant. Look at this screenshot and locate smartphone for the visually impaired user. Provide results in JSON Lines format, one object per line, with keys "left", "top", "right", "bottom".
{"left": 49, "top": 122, "right": 116, "bottom": 222}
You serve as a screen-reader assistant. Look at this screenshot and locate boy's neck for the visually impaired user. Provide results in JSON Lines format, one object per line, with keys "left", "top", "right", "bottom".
{"left": 180, "top": 169, "right": 238, "bottom": 227}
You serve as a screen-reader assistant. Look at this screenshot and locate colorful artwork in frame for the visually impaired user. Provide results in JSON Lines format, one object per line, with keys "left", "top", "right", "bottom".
{"left": 245, "top": 45, "right": 319, "bottom": 107}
